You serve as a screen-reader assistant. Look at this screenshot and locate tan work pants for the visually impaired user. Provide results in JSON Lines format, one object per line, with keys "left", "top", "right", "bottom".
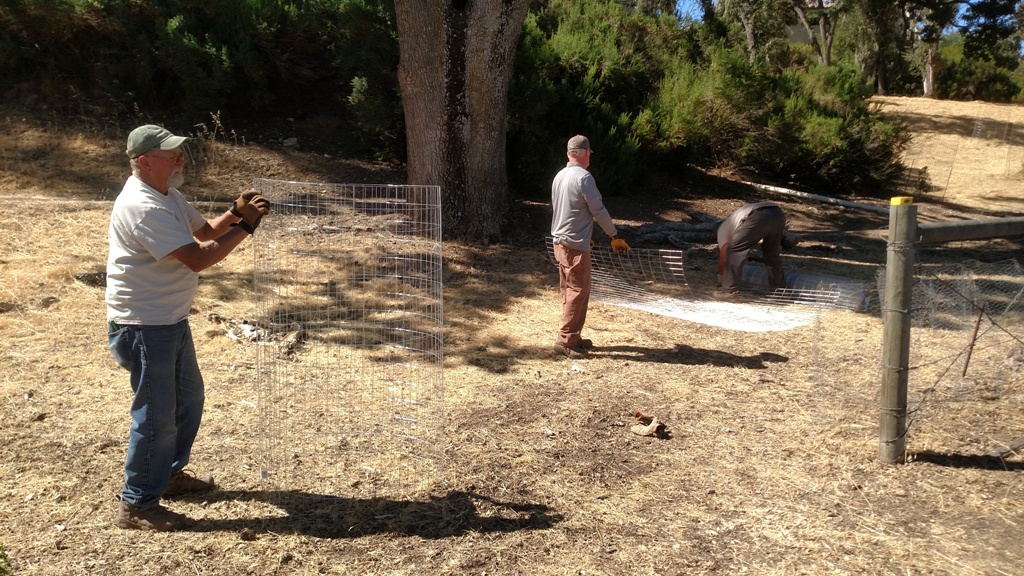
{"left": 554, "top": 243, "right": 591, "bottom": 347}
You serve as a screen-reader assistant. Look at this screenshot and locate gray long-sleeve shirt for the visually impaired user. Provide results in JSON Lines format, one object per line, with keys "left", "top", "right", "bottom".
{"left": 550, "top": 162, "right": 617, "bottom": 251}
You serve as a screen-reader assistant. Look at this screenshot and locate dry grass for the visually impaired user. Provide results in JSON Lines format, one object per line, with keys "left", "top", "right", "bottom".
{"left": 1, "top": 97, "right": 1023, "bottom": 575}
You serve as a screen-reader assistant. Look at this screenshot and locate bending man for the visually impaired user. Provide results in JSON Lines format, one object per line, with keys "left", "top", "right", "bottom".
{"left": 717, "top": 202, "right": 787, "bottom": 294}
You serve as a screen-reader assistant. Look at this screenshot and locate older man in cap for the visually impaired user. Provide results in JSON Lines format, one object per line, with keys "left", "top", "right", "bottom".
{"left": 106, "top": 124, "right": 269, "bottom": 531}
{"left": 550, "top": 134, "right": 629, "bottom": 359}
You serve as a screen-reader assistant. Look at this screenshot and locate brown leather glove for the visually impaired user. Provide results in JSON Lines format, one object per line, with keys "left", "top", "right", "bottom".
{"left": 237, "top": 195, "right": 270, "bottom": 234}
{"left": 229, "top": 189, "right": 260, "bottom": 217}
{"left": 610, "top": 236, "right": 630, "bottom": 254}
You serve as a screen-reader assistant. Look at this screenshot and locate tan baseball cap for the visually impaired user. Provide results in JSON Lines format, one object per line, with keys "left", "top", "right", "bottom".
{"left": 567, "top": 134, "right": 591, "bottom": 152}
{"left": 126, "top": 125, "right": 189, "bottom": 158}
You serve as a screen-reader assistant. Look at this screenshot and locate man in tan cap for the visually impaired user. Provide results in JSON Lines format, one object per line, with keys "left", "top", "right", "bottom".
{"left": 550, "top": 134, "right": 629, "bottom": 359}
{"left": 106, "top": 124, "right": 269, "bottom": 531}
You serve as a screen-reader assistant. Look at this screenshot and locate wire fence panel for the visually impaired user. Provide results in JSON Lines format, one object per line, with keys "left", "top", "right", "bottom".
{"left": 542, "top": 235, "right": 1024, "bottom": 456}
{"left": 544, "top": 237, "right": 874, "bottom": 333}
{"left": 251, "top": 179, "right": 444, "bottom": 500}
{"left": 877, "top": 257, "right": 1024, "bottom": 447}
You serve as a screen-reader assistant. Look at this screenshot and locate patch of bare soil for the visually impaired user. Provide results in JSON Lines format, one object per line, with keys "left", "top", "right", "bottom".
{"left": 1, "top": 98, "right": 1022, "bottom": 575}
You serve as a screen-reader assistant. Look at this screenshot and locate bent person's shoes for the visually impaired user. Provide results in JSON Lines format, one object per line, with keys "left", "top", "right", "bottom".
{"left": 165, "top": 469, "right": 215, "bottom": 496}
{"left": 552, "top": 342, "right": 588, "bottom": 359}
{"left": 713, "top": 289, "right": 748, "bottom": 303}
{"left": 116, "top": 503, "right": 194, "bottom": 532}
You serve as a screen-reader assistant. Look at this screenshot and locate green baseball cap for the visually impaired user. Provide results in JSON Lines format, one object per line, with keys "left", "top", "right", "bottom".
{"left": 126, "top": 124, "right": 189, "bottom": 158}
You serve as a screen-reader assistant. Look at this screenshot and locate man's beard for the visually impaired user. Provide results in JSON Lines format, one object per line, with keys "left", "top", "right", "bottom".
{"left": 168, "top": 171, "right": 185, "bottom": 189}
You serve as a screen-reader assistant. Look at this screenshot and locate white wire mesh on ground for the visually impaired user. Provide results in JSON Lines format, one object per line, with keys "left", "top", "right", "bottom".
{"left": 545, "top": 237, "right": 875, "bottom": 332}
{"left": 252, "top": 179, "right": 444, "bottom": 499}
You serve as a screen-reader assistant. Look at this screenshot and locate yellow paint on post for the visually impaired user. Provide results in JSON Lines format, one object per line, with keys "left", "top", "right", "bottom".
{"left": 891, "top": 196, "right": 914, "bottom": 205}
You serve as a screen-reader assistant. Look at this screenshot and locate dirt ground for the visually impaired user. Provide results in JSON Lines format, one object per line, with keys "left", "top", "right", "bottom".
{"left": 1, "top": 97, "right": 1023, "bottom": 575}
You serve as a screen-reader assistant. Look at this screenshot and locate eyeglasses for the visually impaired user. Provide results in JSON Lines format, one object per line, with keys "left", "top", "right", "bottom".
{"left": 143, "top": 152, "right": 186, "bottom": 164}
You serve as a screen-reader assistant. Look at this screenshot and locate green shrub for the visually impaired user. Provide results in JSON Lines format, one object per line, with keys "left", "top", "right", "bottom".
{"left": 508, "top": 0, "right": 686, "bottom": 197}
{"left": 335, "top": 0, "right": 402, "bottom": 159}
{"left": 0, "top": 543, "right": 11, "bottom": 576}
{"left": 653, "top": 51, "right": 908, "bottom": 192}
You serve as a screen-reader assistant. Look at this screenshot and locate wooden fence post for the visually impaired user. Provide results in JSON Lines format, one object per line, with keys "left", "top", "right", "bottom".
{"left": 879, "top": 197, "right": 916, "bottom": 464}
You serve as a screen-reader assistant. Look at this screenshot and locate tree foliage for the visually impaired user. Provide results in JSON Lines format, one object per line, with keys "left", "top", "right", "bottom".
{"left": 508, "top": 0, "right": 683, "bottom": 196}
{"left": 0, "top": 0, "right": 397, "bottom": 137}
{"left": 960, "top": 0, "right": 1023, "bottom": 69}
{"left": 1, "top": 0, "right": 1019, "bottom": 232}
{"left": 509, "top": 0, "right": 910, "bottom": 197}
{"left": 936, "top": 32, "right": 1023, "bottom": 101}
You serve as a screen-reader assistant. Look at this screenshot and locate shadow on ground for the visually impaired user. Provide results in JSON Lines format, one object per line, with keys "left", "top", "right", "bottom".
{"left": 583, "top": 344, "right": 789, "bottom": 368}
{"left": 911, "top": 450, "right": 1024, "bottom": 471}
{"left": 189, "top": 489, "right": 562, "bottom": 539}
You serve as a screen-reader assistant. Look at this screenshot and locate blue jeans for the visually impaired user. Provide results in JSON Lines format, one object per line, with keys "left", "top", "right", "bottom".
{"left": 108, "top": 320, "right": 205, "bottom": 508}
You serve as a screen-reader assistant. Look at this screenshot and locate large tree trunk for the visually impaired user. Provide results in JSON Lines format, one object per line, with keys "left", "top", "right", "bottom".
{"left": 394, "top": 0, "right": 531, "bottom": 242}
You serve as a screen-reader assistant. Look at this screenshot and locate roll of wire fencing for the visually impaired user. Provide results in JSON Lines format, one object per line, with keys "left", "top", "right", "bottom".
{"left": 251, "top": 179, "right": 443, "bottom": 501}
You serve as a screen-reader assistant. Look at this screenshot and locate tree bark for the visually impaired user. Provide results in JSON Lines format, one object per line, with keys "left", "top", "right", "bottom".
{"left": 394, "top": 0, "right": 531, "bottom": 242}
{"left": 923, "top": 42, "right": 937, "bottom": 97}
{"left": 740, "top": 12, "right": 758, "bottom": 63}
{"left": 792, "top": 0, "right": 837, "bottom": 67}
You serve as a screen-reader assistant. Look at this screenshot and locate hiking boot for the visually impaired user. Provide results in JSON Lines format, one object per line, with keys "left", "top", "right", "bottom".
{"left": 115, "top": 503, "right": 194, "bottom": 532}
{"left": 578, "top": 338, "right": 594, "bottom": 350}
{"left": 553, "top": 342, "right": 588, "bottom": 359}
{"left": 165, "top": 469, "right": 215, "bottom": 497}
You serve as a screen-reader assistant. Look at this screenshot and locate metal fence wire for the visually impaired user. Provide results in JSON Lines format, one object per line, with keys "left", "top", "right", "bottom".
{"left": 877, "top": 258, "right": 1024, "bottom": 427}
{"left": 544, "top": 237, "right": 876, "bottom": 333}
{"left": 543, "top": 237, "right": 1024, "bottom": 439}
{"left": 251, "top": 179, "right": 444, "bottom": 500}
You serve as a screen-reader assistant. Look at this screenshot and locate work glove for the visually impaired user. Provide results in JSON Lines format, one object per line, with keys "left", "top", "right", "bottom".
{"left": 610, "top": 236, "right": 630, "bottom": 254}
{"left": 237, "top": 194, "right": 270, "bottom": 234}
{"left": 229, "top": 189, "right": 260, "bottom": 217}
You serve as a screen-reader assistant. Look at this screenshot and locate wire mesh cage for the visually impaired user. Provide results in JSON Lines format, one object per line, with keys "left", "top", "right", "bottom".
{"left": 251, "top": 179, "right": 444, "bottom": 500}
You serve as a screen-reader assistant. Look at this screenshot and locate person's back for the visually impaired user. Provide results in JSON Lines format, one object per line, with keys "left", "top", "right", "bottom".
{"left": 717, "top": 202, "right": 787, "bottom": 293}
{"left": 549, "top": 135, "right": 625, "bottom": 358}
{"left": 716, "top": 201, "right": 778, "bottom": 248}
{"left": 551, "top": 161, "right": 614, "bottom": 251}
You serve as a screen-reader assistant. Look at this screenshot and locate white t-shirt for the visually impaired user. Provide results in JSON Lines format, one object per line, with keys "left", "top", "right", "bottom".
{"left": 106, "top": 175, "right": 207, "bottom": 325}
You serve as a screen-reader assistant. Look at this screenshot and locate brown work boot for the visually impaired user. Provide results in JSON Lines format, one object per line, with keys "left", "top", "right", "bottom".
{"left": 552, "top": 342, "right": 588, "bottom": 359}
{"left": 165, "top": 469, "right": 215, "bottom": 497}
{"left": 115, "top": 503, "right": 194, "bottom": 532}
{"left": 578, "top": 338, "right": 594, "bottom": 350}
